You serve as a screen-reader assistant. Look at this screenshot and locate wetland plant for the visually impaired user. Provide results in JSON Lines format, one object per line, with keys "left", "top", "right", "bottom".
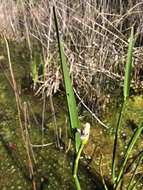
{"left": 112, "top": 26, "right": 135, "bottom": 183}
{"left": 123, "top": 27, "right": 135, "bottom": 101}
{"left": 53, "top": 6, "right": 143, "bottom": 189}
{"left": 73, "top": 123, "right": 90, "bottom": 190}
{"left": 53, "top": 8, "right": 143, "bottom": 189}
{"left": 111, "top": 27, "right": 143, "bottom": 190}
{"left": 2, "top": 2, "right": 143, "bottom": 190}
{"left": 53, "top": 7, "right": 90, "bottom": 190}
{"left": 53, "top": 6, "right": 81, "bottom": 153}
{"left": 113, "top": 125, "right": 143, "bottom": 190}
{"left": 31, "top": 52, "right": 45, "bottom": 90}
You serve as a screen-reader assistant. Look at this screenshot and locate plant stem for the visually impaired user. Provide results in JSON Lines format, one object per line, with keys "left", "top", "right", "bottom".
{"left": 73, "top": 143, "right": 85, "bottom": 190}
{"left": 114, "top": 125, "right": 143, "bottom": 190}
{"left": 112, "top": 102, "right": 125, "bottom": 182}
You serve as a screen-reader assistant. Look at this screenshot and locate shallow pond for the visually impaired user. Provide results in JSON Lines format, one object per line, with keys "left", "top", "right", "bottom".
{"left": 0, "top": 40, "right": 143, "bottom": 190}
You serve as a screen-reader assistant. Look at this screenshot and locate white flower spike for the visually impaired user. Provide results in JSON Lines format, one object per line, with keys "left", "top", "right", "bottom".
{"left": 80, "top": 122, "right": 90, "bottom": 144}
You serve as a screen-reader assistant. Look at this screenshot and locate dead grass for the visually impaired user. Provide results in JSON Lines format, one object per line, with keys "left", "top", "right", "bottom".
{"left": 1, "top": 0, "right": 143, "bottom": 113}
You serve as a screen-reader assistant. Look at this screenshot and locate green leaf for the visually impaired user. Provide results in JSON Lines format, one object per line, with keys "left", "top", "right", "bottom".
{"left": 53, "top": 7, "right": 81, "bottom": 153}
{"left": 75, "top": 131, "right": 81, "bottom": 153}
{"left": 123, "top": 27, "right": 134, "bottom": 101}
{"left": 114, "top": 124, "right": 143, "bottom": 189}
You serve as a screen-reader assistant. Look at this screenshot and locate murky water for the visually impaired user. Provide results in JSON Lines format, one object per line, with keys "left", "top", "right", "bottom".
{"left": 0, "top": 41, "right": 101, "bottom": 189}
{"left": 0, "top": 40, "right": 143, "bottom": 190}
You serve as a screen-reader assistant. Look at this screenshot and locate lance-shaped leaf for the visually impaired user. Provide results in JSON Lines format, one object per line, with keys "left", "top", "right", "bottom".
{"left": 53, "top": 7, "right": 81, "bottom": 153}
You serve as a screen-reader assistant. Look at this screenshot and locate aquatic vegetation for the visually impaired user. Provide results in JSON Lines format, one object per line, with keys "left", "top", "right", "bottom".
{"left": 112, "top": 27, "right": 134, "bottom": 181}
{"left": 53, "top": 6, "right": 143, "bottom": 189}
{"left": 73, "top": 123, "right": 90, "bottom": 190}
{"left": 1, "top": 37, "right": 143, "bottom": 189}
{"left": 30, "top": 51, "right": 45, "bottom": 90}
{"left": 53, "top": 7, "right": 83, "bottom": 189}
{"left": 53, "top": 6, "right": 81, "bottom": 153}
{"left": 114, "top": 125, "right": 143, "bottom": 190}
{"left": 111, "top": 27, "right": 143, "bottom": 190}
{"left": 1, "top": 1, "right": 143, "bottom": 190}
{"left": 123, "top": 27, "right": 135, "bottom": 101}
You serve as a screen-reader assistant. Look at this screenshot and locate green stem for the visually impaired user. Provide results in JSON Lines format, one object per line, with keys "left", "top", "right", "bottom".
{"left": 73, "top": 143, "right": 85, "bottom": 190}
{"left": 112, "top": 102, "right": 125, "bottom": 182}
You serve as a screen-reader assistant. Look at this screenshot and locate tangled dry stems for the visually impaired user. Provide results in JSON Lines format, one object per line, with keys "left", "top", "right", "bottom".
{"left": 1, "top": 0, "right": 143, "bottom": 112}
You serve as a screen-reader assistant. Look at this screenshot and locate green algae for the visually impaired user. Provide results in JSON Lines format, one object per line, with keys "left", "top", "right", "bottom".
{"left": 0, "top": 40, "right": 143, "bottom": 190}
{"left": 0, "top": 41, "right": 97, "bottom": 190}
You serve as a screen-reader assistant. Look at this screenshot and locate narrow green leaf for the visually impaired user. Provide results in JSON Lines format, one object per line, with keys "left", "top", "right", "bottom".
{"left": 112, "top": 27, "right": 135, "bottom": 184}
{"left": 111, "top": 102, "right": 125, "bottom": 183}
{"left": 115, "top": 124, "right": 143, "bottom": 189}
{"left": 127, "top": 151, "right": 143, "bottom": 190}
{"left": 53, "top": 7, "right": 81, "bottom": 153}
{"left": 75, "top": 131, "right": 81, "bottom": 153}
{"left": 123, "top": 27, "right": 134, "bottom": 100}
